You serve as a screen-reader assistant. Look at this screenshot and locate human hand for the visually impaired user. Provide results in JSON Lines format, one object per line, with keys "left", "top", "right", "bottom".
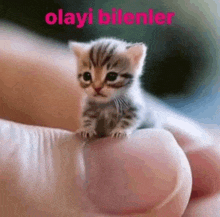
{"left": 1, "top": 113, "right": 219, "bottom": 217}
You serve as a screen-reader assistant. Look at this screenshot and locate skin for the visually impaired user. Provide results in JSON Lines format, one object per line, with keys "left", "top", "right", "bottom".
{"left": 0, "top": 23, "right": 220, "bottom": 216}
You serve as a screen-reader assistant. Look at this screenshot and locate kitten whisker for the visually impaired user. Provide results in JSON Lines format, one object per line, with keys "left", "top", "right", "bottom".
{"left": 118, "top": 97, "right": 124, "bottom": 114}
{"left": 114, "top": 98, "right": 120, "bottom": 116}
{"left": 118, "top": 96, "right": 129, "bottom": 109}
{"left": 114, "top": 97, "right": 122, "bottom": 115}
{"left": 117, "top": 97, "right": 123, "bottom": 112}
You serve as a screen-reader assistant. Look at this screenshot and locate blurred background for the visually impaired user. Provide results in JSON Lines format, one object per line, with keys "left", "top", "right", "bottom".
{"left": 1, "top": 0, "right": 219, "bottom": 126}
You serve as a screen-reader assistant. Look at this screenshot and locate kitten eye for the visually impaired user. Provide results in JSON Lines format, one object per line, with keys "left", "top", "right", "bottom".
{"left": 83, "top": 72, "right": 91, "bottom": 81}
{"left": 106, "top": 72, "right": 118, "bottom": 81}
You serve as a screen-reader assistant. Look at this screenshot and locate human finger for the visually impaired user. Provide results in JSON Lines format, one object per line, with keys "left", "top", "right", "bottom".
{"left": 83, "top": 129, "right": 192, "bottom": 216}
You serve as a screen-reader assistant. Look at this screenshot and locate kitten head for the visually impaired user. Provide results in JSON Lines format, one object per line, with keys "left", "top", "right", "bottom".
{"left": 69, "top": 38, "right": 147, "bottom": 103}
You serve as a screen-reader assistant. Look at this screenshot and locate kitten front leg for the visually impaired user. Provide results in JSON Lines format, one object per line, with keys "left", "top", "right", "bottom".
{"left": 76, "top": 117, "right": 97, "bottom": 139}
{"left": 110, "top": 111, "right": 139, "bottom": 138}
{"left": 110, "top": 127, "right": 133, "bottom": 138}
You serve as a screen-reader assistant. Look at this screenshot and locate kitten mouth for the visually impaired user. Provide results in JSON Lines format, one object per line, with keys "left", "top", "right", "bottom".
{"left": 94, "top": 93, "right": 107, "bottom": 97}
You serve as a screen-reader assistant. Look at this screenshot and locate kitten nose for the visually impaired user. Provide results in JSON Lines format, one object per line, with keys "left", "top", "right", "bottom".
{"left": 95, "top": 87, "right": 102, "bottom": 93}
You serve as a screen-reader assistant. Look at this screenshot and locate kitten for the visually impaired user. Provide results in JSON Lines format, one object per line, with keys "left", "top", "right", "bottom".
{"left": 69, "top": 37, "right": 152, "bottom": 138}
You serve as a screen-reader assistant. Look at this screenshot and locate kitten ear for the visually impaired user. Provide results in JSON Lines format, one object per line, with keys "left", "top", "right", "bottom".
{"left": 68, "top": 41, "right": 88, "bottom": 58}
{"left": 126, "top": 43, "right": 147, "bottom": 68}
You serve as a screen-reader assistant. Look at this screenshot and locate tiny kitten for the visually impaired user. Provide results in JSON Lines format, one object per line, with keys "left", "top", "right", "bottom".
{"left": 69, "top": 37, "right": 155, "bottom": 138}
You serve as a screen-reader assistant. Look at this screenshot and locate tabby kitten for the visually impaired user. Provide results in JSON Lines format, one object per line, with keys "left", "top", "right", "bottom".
{"left": 69, "top": 38, "right": 149, "bottom": 138}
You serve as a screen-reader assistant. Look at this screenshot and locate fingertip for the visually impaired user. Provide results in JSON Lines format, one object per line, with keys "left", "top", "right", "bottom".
{"left": 83, "top": 129, "right": 192, "bottom": 216}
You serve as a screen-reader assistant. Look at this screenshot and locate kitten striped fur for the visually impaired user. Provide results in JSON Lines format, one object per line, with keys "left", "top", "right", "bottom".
{"left": 69, "top": 38, "right": 147, "bottom": 138}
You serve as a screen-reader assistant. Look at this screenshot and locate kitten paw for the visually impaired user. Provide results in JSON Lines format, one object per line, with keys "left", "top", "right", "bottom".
{"left": 76, "top": 128, "right": 97, "bottom": 139}
{"left": 110, "top": 129, "right": 132, "bottom": 138}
